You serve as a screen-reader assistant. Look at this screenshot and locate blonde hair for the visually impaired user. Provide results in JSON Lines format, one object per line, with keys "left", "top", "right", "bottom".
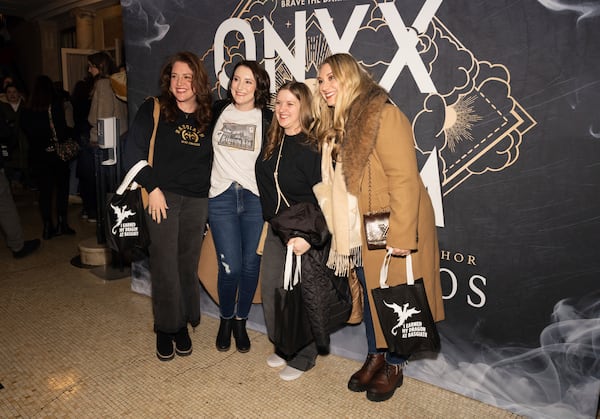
{"left": 312, "top": 53, "right": 380, "bottom": 156}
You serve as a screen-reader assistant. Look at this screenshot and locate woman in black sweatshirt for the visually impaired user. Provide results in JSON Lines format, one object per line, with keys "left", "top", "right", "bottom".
{"left": 124, "top": 51, "right": 213, "bottom": 361}
{"left": 256, "top": 81, "right": 336, "bottom": 381}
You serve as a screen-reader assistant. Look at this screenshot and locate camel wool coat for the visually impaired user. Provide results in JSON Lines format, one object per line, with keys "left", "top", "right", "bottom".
{"left": 341, "top": 87, "right": 445, "bottom": 348}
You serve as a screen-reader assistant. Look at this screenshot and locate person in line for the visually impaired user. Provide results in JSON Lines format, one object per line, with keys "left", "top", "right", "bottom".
{"left": 124, "top": 51, "right": 213, "bottom": 361}
{"left": 210, "top": 60, "right": 272, "bottom": 353}
{"left": 0, "top": 75, "right": 16, "bottom": 103}
{"left": 312, "top": 53, "right": 445, "bottom": 402}
{"left": 0, "top": 83, "right": 28, "bottom": 188}
{"left": 255, "top": 81, "right": 326, "bottom": 381}
{"left": 87, "top": 52, "right": 128, "bottom": 148}
{"left": 0, "top": 116, "right": 40, "bottom": 258}
{"left": 54, "top": 83, "right": 78, "bottom": 201}
{"left": 20, "top": 75, "right": 75, "bottom": 239}
{"left": 70, "top": 76, "right": 95, "bottom": 221}
{"left": 86, "top": 51, "right": 128, "bottom": 218}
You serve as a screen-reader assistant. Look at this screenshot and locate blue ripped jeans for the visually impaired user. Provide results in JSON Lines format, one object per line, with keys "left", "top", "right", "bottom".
{"left": 355, "top": 266, "right": 408, "bottom": 366}
{"left": 208, "top": 182, "right": 263, "bottom": 319}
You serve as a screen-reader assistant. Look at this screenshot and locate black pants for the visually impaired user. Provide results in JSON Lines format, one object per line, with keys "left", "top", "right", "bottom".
{"left": 36, "top": 157, "right": 70, "bottom": 223}
{"left": 146, "top": 191, "right": 208, "bottom": 334}
{"left": 76, "top": 145, "right": 97, "bottom": 217}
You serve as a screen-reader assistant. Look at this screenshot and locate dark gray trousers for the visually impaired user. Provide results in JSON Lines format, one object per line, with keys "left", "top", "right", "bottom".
{"left": 147, "top": 191, "right": 208, "bottom": 334}
{"left": 0, "top": 169, "right": 24, "bottom": 251}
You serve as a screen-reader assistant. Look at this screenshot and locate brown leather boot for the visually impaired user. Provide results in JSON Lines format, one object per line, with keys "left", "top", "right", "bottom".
{"left": 347, "top": 353, "right": 385, "bottom": 392}
{"left": 366, "top": 361, "right": 404, "bottom": 402}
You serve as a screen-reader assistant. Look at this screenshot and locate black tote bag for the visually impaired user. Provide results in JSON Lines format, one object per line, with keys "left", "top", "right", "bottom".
{"left": 274, "top": 244, "right": 313, "bottom": 357}
{"left": 105, "top": 160, "right": 151, "bottom": 254}
{"left": 371, "top": 251, "right": 440, "bottom": 354}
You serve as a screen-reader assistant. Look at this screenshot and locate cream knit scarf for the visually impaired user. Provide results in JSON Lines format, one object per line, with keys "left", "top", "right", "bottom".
{"left": 313, "top": 141, "right": 362, "bottom": 276}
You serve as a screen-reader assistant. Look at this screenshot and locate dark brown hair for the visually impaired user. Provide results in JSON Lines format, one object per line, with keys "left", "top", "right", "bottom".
{"left": 88, "top": 51, "right": 117, "bottom": 79}
{"left": 158, "top": 51, "right": 212, "bottom": 131}
{"left": 26, "top": 75, "right": 56, "bottom": 111}
{"left": 227, "top": 60, "right": 271, "bottom": 110}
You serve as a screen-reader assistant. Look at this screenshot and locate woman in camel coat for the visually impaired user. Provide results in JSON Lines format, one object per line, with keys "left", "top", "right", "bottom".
{"left": 313, "top": 53, "right": 444, "bottom": 402}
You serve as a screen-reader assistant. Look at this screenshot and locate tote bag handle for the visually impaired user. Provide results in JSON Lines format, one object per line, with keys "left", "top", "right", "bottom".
{"left": 283, "top": 244, "right": 302, "bottom": 290}
{"left": 116, "top": 160, "right": 149, "bottom": 195}
{"left": 379, "top": 249, "right": 414, "bottom": 289}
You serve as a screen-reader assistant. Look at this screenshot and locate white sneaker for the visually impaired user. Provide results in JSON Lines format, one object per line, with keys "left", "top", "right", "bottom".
{"left": 267, "top": 353, "right": 286, "bottom": 368}
{"left": 279, "top": 365, "right": 304, "bottom": 381}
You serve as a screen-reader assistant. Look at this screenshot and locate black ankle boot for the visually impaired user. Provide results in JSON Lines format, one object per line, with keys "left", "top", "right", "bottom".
{"left": 43, "top": 222, "right": 55, "bottom": 240}
{"left": 55, "top": 216, "right": 75, "bottom": 236}
{"left": 174, "top": 326, "right": 192, "bottom": 356}
{"left": 156, "top": 331, "right": 174, "bottom": 361}
{"left": 232, "top": 318, "right": 250, "bottom": 353}
{"left": 216, "top": 317, "right": 232, "bottom": 352}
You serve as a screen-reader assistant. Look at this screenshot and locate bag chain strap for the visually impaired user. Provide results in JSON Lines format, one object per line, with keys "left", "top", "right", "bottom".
{"left": 48, "top": 106, "right": 58, "bottom": 144}
{"left": 367, "top": 159, "right": 373, "bottom": 214}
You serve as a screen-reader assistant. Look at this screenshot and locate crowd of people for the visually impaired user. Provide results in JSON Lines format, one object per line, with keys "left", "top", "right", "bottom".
{"left": 0, "top": 51, "right": 127, "bottom": 254}
{"left": 2, "top": 49, "right": 444, "bottom": 403}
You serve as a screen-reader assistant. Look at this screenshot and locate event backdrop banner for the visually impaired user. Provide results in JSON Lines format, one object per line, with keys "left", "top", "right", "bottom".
{"left": 121, "top": 1, "right": 600, "bottom": 417}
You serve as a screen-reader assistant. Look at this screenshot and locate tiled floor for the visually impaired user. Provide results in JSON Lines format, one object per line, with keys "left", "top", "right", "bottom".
{"left": 0, "top": 189, "right": 521, "bottom": 418}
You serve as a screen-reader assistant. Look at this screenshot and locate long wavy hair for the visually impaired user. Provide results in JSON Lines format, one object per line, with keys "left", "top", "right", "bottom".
{"left": 263, "top": 81, "right": 316, "bottom": 160}
{"left": 88, "top": 51, "right": 118, "bottom": 102}
{"left": 312, "top": 53, "right": 381, "bottom": 157}
{"left": 88, "top": 51, "right": 116, "bottom": 80}
{"left": 158, "top": 51, "right": 212, "bottom": 131}
{"left": 26, "top": 75, "right": 56, "bottom": 111}
{"left": 227, "top": 60, "right": 271, "bottom": 110}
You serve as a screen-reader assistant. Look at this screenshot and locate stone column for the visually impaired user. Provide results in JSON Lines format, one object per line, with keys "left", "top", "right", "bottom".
{"left": 38, "top": 20, "right": 60, "bottom": 81}
{"left": 73, "top": 9, "right": 95, "bottom": 49}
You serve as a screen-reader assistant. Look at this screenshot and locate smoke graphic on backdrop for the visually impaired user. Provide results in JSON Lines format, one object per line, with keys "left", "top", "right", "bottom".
{"left": 537, "top": 0, "right": 600, "bottom": 23}
{"left": 408, "top": 292, "right": 600, "bottom": 418}
{"left": 120, "top": 0, "right": 172, "bottom": 49}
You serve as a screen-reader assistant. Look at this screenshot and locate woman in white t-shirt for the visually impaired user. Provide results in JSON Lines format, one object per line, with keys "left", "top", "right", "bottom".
{"left": 209, "top": 60, "right": 272, "bottom": 353}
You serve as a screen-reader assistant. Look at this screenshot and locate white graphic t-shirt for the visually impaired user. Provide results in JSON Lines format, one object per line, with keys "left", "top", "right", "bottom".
{"left": 210, "top": 104, "right": 263, "bottom": 197}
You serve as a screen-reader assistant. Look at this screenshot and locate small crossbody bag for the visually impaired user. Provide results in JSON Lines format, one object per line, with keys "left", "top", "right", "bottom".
{"left": 363, "top": 159, "right": 390, "bottom": 250}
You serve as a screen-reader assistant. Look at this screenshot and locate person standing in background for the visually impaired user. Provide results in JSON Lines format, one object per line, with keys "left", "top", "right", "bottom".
{"left": 54, "top": 82, "right": 78, "bottom": 202}
{"left": 20, "top": 75, "right": 75, "bottom": 239}
{"left": 0, "top": 167, "right": 40, "bottom": 258}
{"left": 71, "top": 76, "right": 95, "bottom": 221}
{"left": 87, "top": 52, "right": 128, "bottom": 222}
{"left": 87, "top": 51, "right": 128, "bottom": 155}
{"left": 0, "top": 112, "right": 40, "bottom": 258}
{"left": 0, "top": 83, "right": 28, "bottom": 188}
{"left": 209, "top": 60, "right": 272, "bottom": 354}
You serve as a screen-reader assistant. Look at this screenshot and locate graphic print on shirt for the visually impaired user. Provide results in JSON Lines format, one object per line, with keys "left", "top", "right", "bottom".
{"left": 216, "top": 122, "right": 256, "bottom": 151}
{"left": 176, "top": 124, "right": 204, "bottom": 146}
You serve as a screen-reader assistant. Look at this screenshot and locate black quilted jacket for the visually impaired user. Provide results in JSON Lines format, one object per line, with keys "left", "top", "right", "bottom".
{"left": 268, "top": 180, "right": 351, "bottom": 353}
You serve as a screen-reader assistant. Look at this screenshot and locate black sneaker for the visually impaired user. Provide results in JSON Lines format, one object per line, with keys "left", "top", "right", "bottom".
{"left": 174, "top": 327, "right": 192, "bottom": 356}
{"left": 156, "top": 331, "right": 174, "bottom": 361}
{"left": 13, "top": 239, "right": 41, "bottom": 259}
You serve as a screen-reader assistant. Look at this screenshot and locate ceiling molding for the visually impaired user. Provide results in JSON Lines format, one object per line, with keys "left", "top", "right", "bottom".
{"left": 0, "top": 0, "right": 119, "bottom": 21}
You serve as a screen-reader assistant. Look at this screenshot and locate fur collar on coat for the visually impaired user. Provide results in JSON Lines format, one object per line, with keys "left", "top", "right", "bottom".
{"left": 340, "top": 86, "right": 389, "bottom": 196}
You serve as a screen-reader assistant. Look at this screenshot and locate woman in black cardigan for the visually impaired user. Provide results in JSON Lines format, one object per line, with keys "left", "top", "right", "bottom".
{"left": 20, "top": 75, "right": 75, "bottom": 239}
{"left": 256, "top": 81, "right": 346, "bottom": 381}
